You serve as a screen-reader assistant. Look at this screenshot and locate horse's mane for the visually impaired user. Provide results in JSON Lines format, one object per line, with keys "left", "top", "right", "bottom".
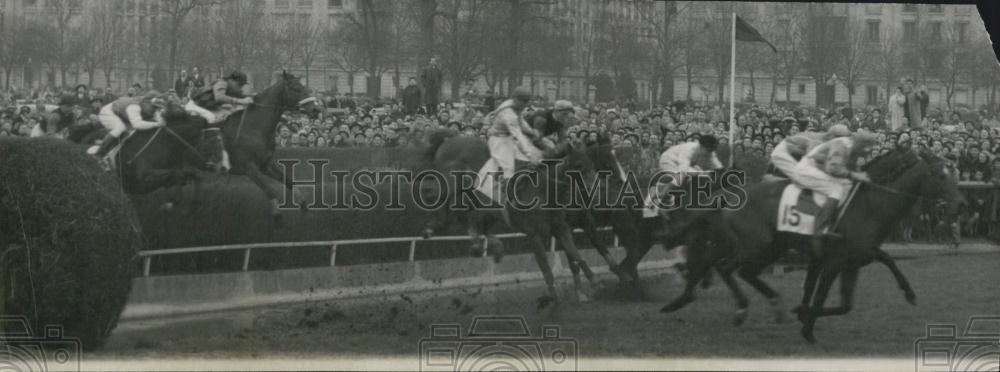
{"left": 255, "top": 71, "right": 298, "bottom": 98}
{"left": 861, "top": 148, "right": 921, "bottom": 184}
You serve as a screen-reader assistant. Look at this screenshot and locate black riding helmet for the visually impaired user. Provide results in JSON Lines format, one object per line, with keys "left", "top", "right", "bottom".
{"left": 227, "top": 71, "right": 249, "bottom": 85}
{"left": 698, "top": 134, "right": 719, "bottom": 151}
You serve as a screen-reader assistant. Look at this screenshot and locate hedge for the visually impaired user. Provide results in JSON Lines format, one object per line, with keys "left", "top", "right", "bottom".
{"left": 0, "top": 138, "right": 141, "bottom": 350}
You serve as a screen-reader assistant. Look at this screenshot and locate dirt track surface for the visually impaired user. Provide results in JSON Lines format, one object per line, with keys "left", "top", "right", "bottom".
{"left": 95, "top": 249, "right": 1000, "bottom": 361}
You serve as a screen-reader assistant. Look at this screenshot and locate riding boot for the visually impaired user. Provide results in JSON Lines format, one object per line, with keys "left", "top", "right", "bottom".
{"left": 91, "top": 135, "right": 120, "bottom": 158}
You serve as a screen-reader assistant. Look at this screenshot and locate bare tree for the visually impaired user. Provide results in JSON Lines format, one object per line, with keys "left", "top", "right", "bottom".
{"left": 208, "top": 0, "right": 262, "bottom": 73}
{"left": 435, "top": 0, "right": 495, "bottom": 101}
{"left": 639, "top": 1, "right": 689, "bottom": 104}
{"left": 45, "top": 0, "right": 84, "bottom": 87}
{"left": 337, "top": 0, "right": 396, "bottom": 97}
{"left": 837, "top": 19, "right": 873, "bottom": 108}
{"left": 799, "top": 3, "right": 847, "bottom": 107}
{"left": 677, "top": 15, "right": 708, "bottom": 101}
{"left": 160, "top": 0, "right": 219, "bottom": 83}
{"left": 576, "top": 1, "right": 610, "bottom": 102}
{"left": 923, "top": 23, "right": 967, "bottom": 109}
{"left": 873, "top": 27, "right": 904, "bottom": 106}
{"left": 285, "top": 20, "right": 326, "bottom": 86}
{"left": 0, "top": 17, "right": 50, "bottom": 89}
{"left": 254, "top": 17, "right": 290, "bottom": 86}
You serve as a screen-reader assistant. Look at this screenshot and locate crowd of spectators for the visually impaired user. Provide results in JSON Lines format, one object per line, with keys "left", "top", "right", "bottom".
{"left": 4, "top": 80, "right": 999, "bottom": 241}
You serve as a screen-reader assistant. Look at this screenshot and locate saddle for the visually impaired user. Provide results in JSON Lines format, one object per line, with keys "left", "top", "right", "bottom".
{"left": 776, "top": 183, "right": 854, "bottom": 235}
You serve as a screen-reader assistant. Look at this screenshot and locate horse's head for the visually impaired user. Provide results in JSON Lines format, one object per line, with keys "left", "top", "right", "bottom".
{"left": 273, "top": 71, "right": 321, "bottom": 119}
{"left": 560, "top": 139, "right": 597, "bottom": 185}
{"left": 863, "top": 148, "right": 965, "bottom": 215}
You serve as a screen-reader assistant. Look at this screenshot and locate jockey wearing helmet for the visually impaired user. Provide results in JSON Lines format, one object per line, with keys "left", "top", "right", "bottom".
{"left": 486, "top": 86, "right": 543, "bottom": 178}
{"left": 186, "top": 71, "right": 253, "bottom": 124}
{"left": 770, "top": 124, "right": 851, "bottom": 179}
{"left": 527, "top": 99, "right": 576, "bottom": 156}
{"left": 88, "top": 91, "right": 167, "bottom": 158}
{"left": 30, "top": 94, "right": 77, "bottom": 138}
{"left": 793, "top": 130, "right": 877, "bottom": 246}
{"left": 658, "top": 134, "right": 723, "bottom": 188}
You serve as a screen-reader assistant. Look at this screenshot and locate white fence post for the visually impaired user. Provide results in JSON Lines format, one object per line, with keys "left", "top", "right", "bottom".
{"left": 482, "top": 238, "right": 489, "bottom": 257}
{"left": 613, "top": 234, "right": 620, "bottom": 248}
{"left": 242, "top": 248, "right": 251, "bottom": 271}
{"left": 409, "top": 240, "right": 417, "bottom": 262}
{"left": 142, "top": 256, "right": 151, "bottom": 277}
{"left": 550, "top": 237, "right": 556, "bottom": 252}
{"left": 329, "top": 244, "right": 337, "bottom": 266}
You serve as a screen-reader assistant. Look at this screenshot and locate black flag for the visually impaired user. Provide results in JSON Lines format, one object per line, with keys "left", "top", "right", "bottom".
{"left": 735, "top": 15, "right": 778, "bottom": 53}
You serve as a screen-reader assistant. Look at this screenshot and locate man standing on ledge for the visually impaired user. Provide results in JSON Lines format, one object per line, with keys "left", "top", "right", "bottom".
{"left": 420, "top": 57, "right": 442, "bottom": 116}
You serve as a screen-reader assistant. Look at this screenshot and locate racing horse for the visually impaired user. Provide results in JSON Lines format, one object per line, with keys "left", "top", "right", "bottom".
{"left": 660, "top": 148, "right": 964, "bottom": 343}
{"left": 421, "top": 129, "right": 602, "bottom": 307}
{"left": 215, "top": 71, "right": 322, "bottom": 220}
{"left": 114, "top": 103, "right": 217, "bottom": 209}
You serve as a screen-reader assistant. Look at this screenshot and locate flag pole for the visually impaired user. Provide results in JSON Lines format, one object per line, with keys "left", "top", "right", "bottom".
{"left": 728, "top": 12, "right": 736, "bottom": 168}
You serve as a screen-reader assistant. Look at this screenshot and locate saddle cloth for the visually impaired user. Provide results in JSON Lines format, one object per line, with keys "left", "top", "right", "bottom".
{"left": 776, "top": 183, "right": 853, "bottom": 235}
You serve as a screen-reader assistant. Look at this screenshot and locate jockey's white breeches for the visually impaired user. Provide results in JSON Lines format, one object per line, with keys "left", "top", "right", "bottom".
{"left": 793, "top": 157, "right": 852, "bottom": 200}
{"left": 98, "top": 104, "right": 128, "bottom": 137}
{"left": 488, "top": 136, "right": 528, "bottom": 180}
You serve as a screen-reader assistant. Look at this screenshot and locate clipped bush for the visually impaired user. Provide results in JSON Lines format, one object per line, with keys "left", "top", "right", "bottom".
{"left": 0, "top": 137, "right": 141, "bottom": 350}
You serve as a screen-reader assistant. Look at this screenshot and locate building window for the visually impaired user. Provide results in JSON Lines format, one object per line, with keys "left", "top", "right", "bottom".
{"left": 903, "top": 4, "right": 917, "bottom": 13}
{"left": 864, "top": 4, "right": 881, "bottom": 15}
{"left": 866, "top": 20, "right": 880, "bottom": 42}
{"left": 956, "top": 22, "right": 968, "bottom": 43}
{"left": 327, "top": 0, "right": 342, "bottom": 8}
{"left": 930, "top": 21, "right": 942, "bottom": 41}
{"left": 797, "top": 84, "right": 806, "bottom": 95}
{"left": 903, "top": 21, "right": 917, "bottom": 42}
{"left": 274, "top": 0, "right": 289, "bottom": 9}
{"left": 929, "top": 4, "right": 943, "bottom": 13}
{"left": 23, "top": 0, "right": 36, "bottom": 7}
{"left": 297, "top": 0, "right": 312, "bottom": 8}
{"left": 866, "top": 86, "right": 878, "bottom": 105}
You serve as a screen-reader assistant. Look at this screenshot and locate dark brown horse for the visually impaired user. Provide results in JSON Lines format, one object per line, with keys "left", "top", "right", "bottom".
{"left": 660, "top": 148, "right": 964, "bottom": 343}
{"left": 421, "top": 129, "right": 602, "bottom": 306}
{"left": 114, "top": 104, "right": 215, "bottom": 209}
{"left": 217, "top": 71, "right": 321, "bottom": 219}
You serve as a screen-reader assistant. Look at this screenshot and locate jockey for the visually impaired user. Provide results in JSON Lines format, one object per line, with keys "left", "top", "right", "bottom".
{"left": 658, "top": 134, "right": 723, "bottom": 189}
{"left": 486, "top": 86, "right": 543, "bottom": 179}
{"left": 87, "top": 91, "right": 167, "bottom": 158}
{"left": 769, "top": 124, "right": 851, "bottom": 179}
{"left": 527, "top": 99, "right": 576, "bottom": 156}
{"left": 186, "top": 70, "right": 253, "bottom": 124}
{"left": 30, "top": 95, "right": 76, "bottom": 138}
{"left": 479, "top": 87, "right": 542, "bottom": 208}
{"left": 793, "top": 131, "right": 878, "bottom": 248}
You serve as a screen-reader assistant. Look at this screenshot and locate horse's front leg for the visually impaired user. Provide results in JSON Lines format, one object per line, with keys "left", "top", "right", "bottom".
{"left": 794, "top": 261, "right": 822, "bottom": 320}
{"left": 246, "top": 163, "right": 283, "bottom": 221}
{"left": 874, "top": 249, "right": 916, "bottom": 305}
{"left": 800, "top": 266, "right": 841, "bottom": 344}
{"left": 552, "top": 216, "right": 595, "bottom": 283}
{"left": 528, "top": 232, "right": 558, "bottom": 310}
{"left": 812, "top": 267, "right": 859, "bottom": 318}
{"left": 266, "top": 161, "right": 307, "bottom": 212}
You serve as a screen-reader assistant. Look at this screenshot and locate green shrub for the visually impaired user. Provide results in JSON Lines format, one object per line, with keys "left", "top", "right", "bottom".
{"left": 0, "top": 138, "right": 141, "bottom": 350}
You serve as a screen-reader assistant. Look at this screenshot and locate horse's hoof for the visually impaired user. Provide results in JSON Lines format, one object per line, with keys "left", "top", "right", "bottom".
{"left": 537, "top": 295, "right": 557, "bottom": 310}
{"left": 660, "top": 298, "right": 690, "bottom": 313}
{"left": 733, "top": 308, "right": 748, "bottom": 327}
{"left": 800, "top": 328, "right": 817, "bottom": 344}
{"left": 905, "top": 292, "right": 917, "bottom": 306}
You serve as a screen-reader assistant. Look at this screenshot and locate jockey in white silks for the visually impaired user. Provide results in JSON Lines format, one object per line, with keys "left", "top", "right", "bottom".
{"left": 793, "top": 131, "right": 877, "bottom": 247}
{"left": 476, "top": 87, "right": 543, "bottom": 204}
{"left": 87, "top": 92, "right": 167, "bottom": 158}
{"left": 643, "top": 135, "right": 723, "bottom": 217}
{"left": 769, "top": 124, "right": 851, "bottom": 181}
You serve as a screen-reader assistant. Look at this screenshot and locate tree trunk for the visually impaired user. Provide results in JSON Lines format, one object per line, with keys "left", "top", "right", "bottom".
{"left": 169, "top": 21, "right": 180, "bottom": 86}
{"left": 418, "top": 0, "right": 436, "bottom": 73}
{"left": 555, "top": 73, "right": 562, "bottom": 98}
{"left": 450, "top": 78, "right": 461, "bottom": 102}
{"left": 769, "top": 73, "right": 777, "bottom": 105}
{"left": 748, "top": 70, "right": 755, "bottom": 102}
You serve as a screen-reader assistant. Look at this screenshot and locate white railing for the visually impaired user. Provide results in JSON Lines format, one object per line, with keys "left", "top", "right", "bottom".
{"left": 138, "top": 227, "right": 618, "bottom": 277}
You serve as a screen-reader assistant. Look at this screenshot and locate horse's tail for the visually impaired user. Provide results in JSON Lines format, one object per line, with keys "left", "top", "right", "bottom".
{"left": 423, "top": 128, "right": 458, "bottom": 164}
